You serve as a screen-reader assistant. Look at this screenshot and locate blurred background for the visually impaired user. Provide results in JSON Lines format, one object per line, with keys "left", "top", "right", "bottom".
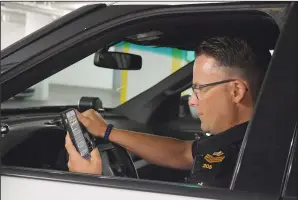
{"left": 1, "top": 2, "right": 109, "bottom": 50}
{"left": 1, "top": 2, "right": 195, "bottom": 110}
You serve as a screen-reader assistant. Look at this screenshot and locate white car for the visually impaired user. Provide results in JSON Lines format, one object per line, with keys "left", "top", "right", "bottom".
{"left": 1, "top": 2, "right": 297, "bottom": 200}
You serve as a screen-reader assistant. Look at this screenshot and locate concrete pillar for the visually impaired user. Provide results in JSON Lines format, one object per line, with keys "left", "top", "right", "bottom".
{"left": 25, "top": 12, "right": 53, "bottom": 101}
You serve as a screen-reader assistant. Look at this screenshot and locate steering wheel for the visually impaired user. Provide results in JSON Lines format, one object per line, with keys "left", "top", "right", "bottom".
{"left": 98, "top": 142, "right": 139, "bottom": 178}
{"left": 54, "top": 97, "right": 139, "bottom": 178}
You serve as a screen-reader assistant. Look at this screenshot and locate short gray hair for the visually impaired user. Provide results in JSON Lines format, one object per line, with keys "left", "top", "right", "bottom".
{"left": 195, "top": 37, "right": 271, "bottom": 103}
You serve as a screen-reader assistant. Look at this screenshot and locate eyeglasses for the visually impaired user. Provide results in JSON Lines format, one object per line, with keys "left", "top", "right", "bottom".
{"left": 191, "top": 79, "right": 236, "bottom": 100}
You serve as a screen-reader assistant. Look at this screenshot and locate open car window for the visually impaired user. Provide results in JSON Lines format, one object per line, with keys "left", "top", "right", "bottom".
{"left": 1, "top": 41, "right": 194, "bottom": 109}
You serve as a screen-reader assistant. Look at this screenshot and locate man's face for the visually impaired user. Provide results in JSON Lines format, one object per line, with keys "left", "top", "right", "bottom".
{"left": 189, "top": 54, "right": 237, "bottom": 134}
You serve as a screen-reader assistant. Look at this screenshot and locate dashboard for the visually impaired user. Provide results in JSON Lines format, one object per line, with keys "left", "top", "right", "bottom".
{"left": 0, "top": 113, "right": 149, "bottom": 173}
{"left": 0, "top": 110, "right": 191, "bottom": 182}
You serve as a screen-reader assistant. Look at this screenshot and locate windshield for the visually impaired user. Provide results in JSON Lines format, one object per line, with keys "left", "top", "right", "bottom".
{"left": 1, "top": 41, "right": 195, "bottom": 109}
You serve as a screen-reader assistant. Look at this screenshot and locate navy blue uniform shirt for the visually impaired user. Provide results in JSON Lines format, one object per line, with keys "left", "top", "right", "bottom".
{"left": 187, "top": 121, "right": 249, "bottom": 188}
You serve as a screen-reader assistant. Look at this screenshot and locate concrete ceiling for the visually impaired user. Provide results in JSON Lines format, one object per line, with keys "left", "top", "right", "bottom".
{"left": 1, "top": 2, "right": 114, "bottom": 17}
{"left": 1, "top": 1, "right": 228, "bottom": 17}
{"left": 1, "top": 1, "right": 229, "bottom": 24}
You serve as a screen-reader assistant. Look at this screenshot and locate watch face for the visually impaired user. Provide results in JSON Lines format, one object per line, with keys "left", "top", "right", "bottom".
{"left": 66, "top": 110, "right": 89, "bottom": 155}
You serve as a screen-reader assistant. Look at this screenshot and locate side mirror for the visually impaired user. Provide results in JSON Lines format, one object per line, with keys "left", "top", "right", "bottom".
{"left": 94, "top": 51, "right": 142, "bottom": 70}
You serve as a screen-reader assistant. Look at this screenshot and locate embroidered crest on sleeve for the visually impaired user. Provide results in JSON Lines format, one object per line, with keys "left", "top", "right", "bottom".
{"left": 204, "top": 152, "right": 225, "bottom": 163}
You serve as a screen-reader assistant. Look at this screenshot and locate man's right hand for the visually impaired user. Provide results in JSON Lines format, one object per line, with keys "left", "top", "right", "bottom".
{"left": 76, "top": 109, "right": 107, "bottom": 138}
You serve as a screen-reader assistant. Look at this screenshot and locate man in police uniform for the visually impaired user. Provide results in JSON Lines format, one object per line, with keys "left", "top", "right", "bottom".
{"left": 65, "top": 37, "right": 271, "bottom": 188}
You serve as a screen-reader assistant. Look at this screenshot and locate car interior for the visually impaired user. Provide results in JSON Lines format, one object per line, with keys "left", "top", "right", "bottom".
{"left": 0, "top": 8, "right": 280, "bottom": 186}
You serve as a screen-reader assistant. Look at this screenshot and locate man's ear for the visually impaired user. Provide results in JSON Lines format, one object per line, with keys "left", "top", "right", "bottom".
{"left": 231, "top": 80, "right": 247, "bottom": 103}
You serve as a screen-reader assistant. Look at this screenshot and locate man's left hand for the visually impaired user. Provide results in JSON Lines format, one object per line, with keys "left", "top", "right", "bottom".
{"left": 65, "top": 133, "right": 102, "bottom": 175}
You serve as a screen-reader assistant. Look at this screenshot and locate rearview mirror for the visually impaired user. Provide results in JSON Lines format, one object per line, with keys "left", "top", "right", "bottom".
{"left": 94, "top": 51, "right": 142, "bottom": 70}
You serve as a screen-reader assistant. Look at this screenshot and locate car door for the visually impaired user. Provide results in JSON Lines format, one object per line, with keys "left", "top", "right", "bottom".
{"left": 1, "top": 2, "right": 297, "bottom": 200}
{"left": 229, "top": 2, "right": 298, "bottom": 197}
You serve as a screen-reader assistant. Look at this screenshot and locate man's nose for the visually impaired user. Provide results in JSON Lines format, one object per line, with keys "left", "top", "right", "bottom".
{"left": 189, "top": 93, "right": 198, "bottom": 107}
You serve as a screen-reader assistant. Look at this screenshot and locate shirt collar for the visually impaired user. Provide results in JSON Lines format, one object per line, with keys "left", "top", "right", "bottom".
{"left": 196, "top": 121, "right": 249, "bottom": 155}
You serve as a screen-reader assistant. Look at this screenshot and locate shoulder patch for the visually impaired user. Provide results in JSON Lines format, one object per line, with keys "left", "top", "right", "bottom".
{"left": 204, "top": 153, "right": 225, "bottom": 163}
